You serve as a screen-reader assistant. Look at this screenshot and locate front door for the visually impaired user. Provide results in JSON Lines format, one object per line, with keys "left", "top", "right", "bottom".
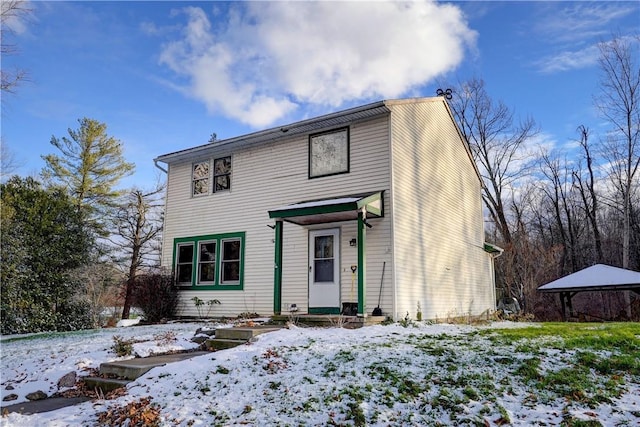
{"left": 308, "top": 229, "right": 340, "bottom": 313}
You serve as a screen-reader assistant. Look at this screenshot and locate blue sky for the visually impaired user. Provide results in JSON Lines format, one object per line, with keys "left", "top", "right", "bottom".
{"left": 2, "top": 1, "right": 639, "bottom": 190}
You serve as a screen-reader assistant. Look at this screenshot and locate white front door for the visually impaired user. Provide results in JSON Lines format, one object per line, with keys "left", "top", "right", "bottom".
{"left": 308, "top": 229, "right": 340, "bottom": 311}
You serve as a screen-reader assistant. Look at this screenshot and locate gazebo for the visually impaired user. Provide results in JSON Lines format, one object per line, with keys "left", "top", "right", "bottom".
{"left": 537, "top": 264, "right": 640, "bottom": 321}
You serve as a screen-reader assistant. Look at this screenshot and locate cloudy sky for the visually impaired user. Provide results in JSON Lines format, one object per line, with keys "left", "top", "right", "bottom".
{"left": 1, "top": 1, "right": 638, "bottom": 189}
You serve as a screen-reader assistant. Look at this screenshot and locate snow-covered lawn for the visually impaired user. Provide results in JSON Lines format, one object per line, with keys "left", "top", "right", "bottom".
{"left": 1, "top": 321, "right": 639, "bottom": 426}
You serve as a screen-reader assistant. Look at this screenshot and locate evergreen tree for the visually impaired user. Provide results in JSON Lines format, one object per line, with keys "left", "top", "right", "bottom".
{"left": 41, "top": 118, "right": 135, "bottom": 237}
{"left": 1, "top": 177, "right": 93, "bottom": 333}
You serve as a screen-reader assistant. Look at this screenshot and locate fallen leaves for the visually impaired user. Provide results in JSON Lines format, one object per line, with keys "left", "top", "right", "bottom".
{"left": 96, "top": 396, "right": 160, "bottom": 427}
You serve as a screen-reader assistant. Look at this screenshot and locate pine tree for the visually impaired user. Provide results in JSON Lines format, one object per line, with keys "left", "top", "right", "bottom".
{"left": 42, "top": 118, "right": 135, "bottom": 237}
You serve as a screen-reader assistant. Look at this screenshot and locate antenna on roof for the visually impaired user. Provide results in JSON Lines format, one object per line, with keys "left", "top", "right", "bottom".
{"left": 436, "top": 88, "right": 453, "bottom": 100}
{"left": 208, "top": 133, "right": 217, "bottom": 143}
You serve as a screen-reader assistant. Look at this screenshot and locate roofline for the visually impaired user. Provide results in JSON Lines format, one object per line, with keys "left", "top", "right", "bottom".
{"left": 154, "top": 100, "right": 389, "bottom": 164}
{"left": 538, "top": 283, "right": 640, "bottom": 293}
{"left": 153, "top": 97, "right": 465, "bottom": 164}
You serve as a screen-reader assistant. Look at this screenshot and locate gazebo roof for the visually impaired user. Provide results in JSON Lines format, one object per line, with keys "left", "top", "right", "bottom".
{"left": 538, "top": 264, "right": 640, "bottom": 293}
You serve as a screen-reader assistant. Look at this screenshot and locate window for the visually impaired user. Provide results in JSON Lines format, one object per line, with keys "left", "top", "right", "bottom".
{"left": 197, "top": 241, "right": 216, "bottom": 283}
{"left": 192, "top": 161, "right": 210, "bottom": 196}
{"left": 214, "top": 157, "right": 231, "bottom": 192}
{"left": 309, "top": 127, "right": 349, "bottom": 178}
{"left": 221, "top": 239, "right": 241, "bottom": 283}
{"left": 176, "top": 243, "right": 194, "bottom": 285}
{"left": 173, "top": 232, "right": 245, "bottom": 290}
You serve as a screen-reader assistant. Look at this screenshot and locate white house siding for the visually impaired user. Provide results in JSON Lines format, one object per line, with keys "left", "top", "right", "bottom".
{"left": 161, "top": 115, "right": 394, "bottom": 317}
{"left": 388, "top": 99, "right": 495, "bottom": 321}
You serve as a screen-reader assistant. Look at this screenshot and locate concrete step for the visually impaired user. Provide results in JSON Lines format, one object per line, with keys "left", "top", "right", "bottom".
{"left": 82, "top": 376, "right": 131, "bottom": 393}
{"left": 214, "top": 326, "right": 281, "bottom": 340}
{"left": 99, "top": 351, "right": 210, "bottom": 380}
{"left": 205, "top": 338, "right": 247, "bottom": 351}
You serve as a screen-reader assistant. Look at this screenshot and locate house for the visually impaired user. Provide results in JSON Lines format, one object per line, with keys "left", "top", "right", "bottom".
{"left": 154, "top": 97, "right": 501, "bottom": 321}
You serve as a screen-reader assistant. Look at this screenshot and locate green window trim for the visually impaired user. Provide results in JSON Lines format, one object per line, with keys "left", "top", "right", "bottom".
{"left": 172, "top": 232, "right": 245, "bottom": 291}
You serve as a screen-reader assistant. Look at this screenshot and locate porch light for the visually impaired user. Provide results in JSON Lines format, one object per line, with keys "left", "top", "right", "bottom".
{"left": 349, "top": 238, "right": 357, "bottom": 247}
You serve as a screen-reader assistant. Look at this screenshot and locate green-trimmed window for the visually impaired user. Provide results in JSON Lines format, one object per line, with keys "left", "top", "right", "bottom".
{"left": 176, "top": 243, "right": 194, "bottom": 285}
{"left": 221, "top": 238, "right": 241, "bottom": 284}
{"left": 173, "top": 232, "right": 245, "bottom": 290}
{"left": 197, "top": 241, "right": 216, "bottom": 284}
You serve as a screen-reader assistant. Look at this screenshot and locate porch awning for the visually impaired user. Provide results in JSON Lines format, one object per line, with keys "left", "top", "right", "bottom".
{"left": 268, "top": 191, "right": 384, "bottom": 226}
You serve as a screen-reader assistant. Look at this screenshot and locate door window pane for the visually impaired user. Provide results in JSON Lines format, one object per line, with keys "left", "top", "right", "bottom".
{"left": 314, "top": 259, "right": 334, "bottom": 282}
{"left": 314, "top": 236, "right": 334, "bottom": 258}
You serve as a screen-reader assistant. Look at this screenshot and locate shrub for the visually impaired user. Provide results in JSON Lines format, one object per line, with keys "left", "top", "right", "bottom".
{"left": 131, "top": 273, "right": 179, "bottom": 323}
{"left": 112, "top": 335, "right": 134, "bottom": 357}
{"left": 55, "top": 299, "right": 93, "bottom": 331}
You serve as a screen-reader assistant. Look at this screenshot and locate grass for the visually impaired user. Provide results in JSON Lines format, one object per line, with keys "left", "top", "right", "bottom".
{"left": 481, "top": 322, "right": 639, "bottom": 410}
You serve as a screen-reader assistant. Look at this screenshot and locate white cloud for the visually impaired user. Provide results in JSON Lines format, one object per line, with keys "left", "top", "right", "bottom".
{"left": 158, "top": 1, "right": 476, "bottom": 127}
{"left": 534, "top": 44, "right": 600, "bottom": 74}
{"left": 530, "top": 2, "right": 638, "bottom": 74}
{"left": 533, "top": 3, "right": 636, "bottom": 44}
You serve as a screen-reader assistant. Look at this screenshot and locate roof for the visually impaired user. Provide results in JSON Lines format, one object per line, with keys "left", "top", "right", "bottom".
{"left": 268, "top": 191, "right": 383, "bottom": 226}
{"left": 154, "top": 101, "right": 391, "bottom": 164}
{"left": 537, "top": 264, "right": 640, "bottom": 293}
{"left": 153, "top": 97, "right": 460, "bottom": 165}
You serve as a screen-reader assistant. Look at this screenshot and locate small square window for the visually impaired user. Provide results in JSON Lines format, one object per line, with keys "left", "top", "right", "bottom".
{"left": 214, "top": 157, "right": 231, "bottom": 192}
{"left": 309, "top": 128, "right": 349, "bottom": 178}
{"left": 192, "top": 161, "right": 210, "bottom": 196}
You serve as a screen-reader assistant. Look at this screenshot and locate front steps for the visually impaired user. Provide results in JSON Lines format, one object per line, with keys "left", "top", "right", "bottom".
{"left": 270, "top": 314, "right": 387, "bottom": 328}
{"left": 82, "top": 351, "right": 210, "bottom": 394}
{"left": 205, "top": 326, "right": 281, "bottom": 351}
{"left": 83, "top": 326, "right": 282, "bottom": 394}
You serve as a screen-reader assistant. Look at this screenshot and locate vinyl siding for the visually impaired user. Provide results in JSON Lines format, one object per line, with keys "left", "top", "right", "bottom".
{"left": 388, "top": 99, "right": 495, "bottom": 320}
{"left": 161, "top": 115, "right": 394, "bottom": 317}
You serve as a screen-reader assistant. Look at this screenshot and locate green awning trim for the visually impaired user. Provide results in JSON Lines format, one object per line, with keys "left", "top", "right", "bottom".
{"left": 268, "top": 191, "right": 384, "bottom": 226}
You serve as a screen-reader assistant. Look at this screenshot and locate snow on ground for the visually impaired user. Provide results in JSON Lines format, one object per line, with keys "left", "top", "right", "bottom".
{"left": 1, "top": 321, "right": 639, "bottom": 426}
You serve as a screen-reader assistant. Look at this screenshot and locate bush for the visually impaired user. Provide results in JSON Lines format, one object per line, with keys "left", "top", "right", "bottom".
{"left": 111, "top": 335, "right": 134, "bottom": 357}
{"left": 131, "top": 273, "right": 179, "bottom": 323}
{"left": 55, "top": 299, "right": 94, "bottom": 331}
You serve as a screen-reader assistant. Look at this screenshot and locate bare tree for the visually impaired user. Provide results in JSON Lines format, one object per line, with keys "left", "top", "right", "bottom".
{"left": 594, "top": 35, "right": 640, "bottom": 270}
{"left": 572, "top": 125, "right": 604, "bottom": 264}
{"left": 448, "top": 78, "right": 539, "bottom": 245}
{"left": 111, "top": 185, "right": 165, "bottom": 319}
{"left": 539, "top": 149, "right": 579, "bottom": 275}
{"left": 1, "top": 0, "right": 32, "bottom": 94}
{"left": 1, "top": 141, "right": 23, "bottom": 181}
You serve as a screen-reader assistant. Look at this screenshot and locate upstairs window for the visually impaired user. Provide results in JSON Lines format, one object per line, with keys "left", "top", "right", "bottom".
{"left": 192, "top": 161, "right": 210, "bottom": 196}
{"left": 309, "top": 127, "right": 349, "bottom": 178}
{"left": 214, "top": 156, "right": 232, "bottom": 192}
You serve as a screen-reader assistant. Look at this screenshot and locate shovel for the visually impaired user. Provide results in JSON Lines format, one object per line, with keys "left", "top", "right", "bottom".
{"left": 372, "top": 261, "right": 385, "bottom": 316}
